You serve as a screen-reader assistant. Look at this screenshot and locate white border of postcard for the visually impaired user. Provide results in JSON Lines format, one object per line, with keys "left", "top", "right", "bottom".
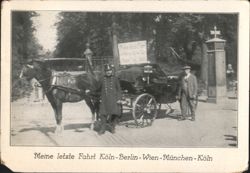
{"left": 1, "top": 1, "right": 249, "bottom": 172}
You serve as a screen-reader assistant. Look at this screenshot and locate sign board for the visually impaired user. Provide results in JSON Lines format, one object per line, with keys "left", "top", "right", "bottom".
{"left": 118, "top": 40, "right": 147, "bottom": 65}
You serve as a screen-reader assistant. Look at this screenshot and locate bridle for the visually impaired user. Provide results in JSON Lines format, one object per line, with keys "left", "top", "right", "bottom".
{"left": 32, "top": 70, "right": 53, "bottom": 93}
{"left": 19, "top": 64, "right": 53, "bottom": 93}
{"left": 31, "top": 75, "right": 54, "bottom": 94}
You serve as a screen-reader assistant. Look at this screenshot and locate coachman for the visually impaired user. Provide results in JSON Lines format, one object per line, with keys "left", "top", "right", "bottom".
{"left": 98, "top": 64, "right": 122, "bottom": 135}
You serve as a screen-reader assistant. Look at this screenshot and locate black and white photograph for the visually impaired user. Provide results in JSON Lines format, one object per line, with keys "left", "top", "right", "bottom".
{"left": 10, "top": 10, "right": 239, "bottom": 147}
{"left": 1, "top": 1, "right": 249, "bottom": 172}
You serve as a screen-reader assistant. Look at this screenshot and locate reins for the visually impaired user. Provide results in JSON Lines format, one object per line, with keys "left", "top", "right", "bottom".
{"left": 35, "top": 75, "right": 53, "bottom": 94}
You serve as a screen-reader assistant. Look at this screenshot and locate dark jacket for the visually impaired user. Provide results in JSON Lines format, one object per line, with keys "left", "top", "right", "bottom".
{"left": 99, "top": 74, "right": 122, "bottom": 116}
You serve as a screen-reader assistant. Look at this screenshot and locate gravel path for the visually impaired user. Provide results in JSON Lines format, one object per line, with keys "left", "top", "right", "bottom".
{"left": 10, "top": 97, "right": 237, "bottom": 147}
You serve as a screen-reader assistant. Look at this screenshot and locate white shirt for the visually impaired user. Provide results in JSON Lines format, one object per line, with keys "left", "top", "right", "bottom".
{"left": 184, "top": 73, "right": 191, "bottom": 80}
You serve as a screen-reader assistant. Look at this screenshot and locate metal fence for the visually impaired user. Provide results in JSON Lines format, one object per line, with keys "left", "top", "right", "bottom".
{"left": 91, "top": 56, "right": 113, "bottom": 71}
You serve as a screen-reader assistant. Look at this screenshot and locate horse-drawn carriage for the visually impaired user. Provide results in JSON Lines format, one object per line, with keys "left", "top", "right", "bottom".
{"left": 46, "top": 58, "right": 180, "bottom": 127}
{"left": 117, "top": 63, "right": 180, "bottom": 127}
{"left": 20, "top": 57, "right": 181, "bottom": 133}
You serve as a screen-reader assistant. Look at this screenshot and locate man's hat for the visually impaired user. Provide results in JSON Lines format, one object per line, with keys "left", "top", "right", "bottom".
{"left": 104, "top": 64, "right": 113, "bottom": 71}
{"left": 182, "top": 65, "right": 191, "bottom": 70}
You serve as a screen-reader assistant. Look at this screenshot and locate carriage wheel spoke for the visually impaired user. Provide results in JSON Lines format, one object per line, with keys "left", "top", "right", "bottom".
{"left": 144, "top": 96, "right": 150, "bottom": 105}
{"left": 135, "top": 111, "right": 144, "bottom": 118}
{"left": 133, "top": 94, "right": 158, "bottom": 128}
{"left": 135, "top": 103, "right": 142, "bottom": 108}
{"left": 135, "top": 107, "right": 143, "bottom": 114}
{"left": 139, "top": 114, "right": 144, "bottom": 121}
{"left": 147, "top": 98, "right": 153, "bottom": 106}
{"left": 140, "top": 96, "right": 148, "bottom": 106}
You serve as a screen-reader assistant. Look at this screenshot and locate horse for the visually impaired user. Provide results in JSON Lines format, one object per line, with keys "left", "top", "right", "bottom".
{"left": 19, "top": 59, "right": 101, "bottom": 134}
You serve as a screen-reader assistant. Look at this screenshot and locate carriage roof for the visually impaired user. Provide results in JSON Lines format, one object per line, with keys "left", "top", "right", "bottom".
{"left": 116, "top": 63, "right": 181, "bottom": 101}
{"left": 36, "top": 57, "right": 84, "bottom": 60}
{"left": 34, "top": 58, "right": 86, "bottom": 65}
{"left": 35, "top": 58, "right": 86, "bottom": 72}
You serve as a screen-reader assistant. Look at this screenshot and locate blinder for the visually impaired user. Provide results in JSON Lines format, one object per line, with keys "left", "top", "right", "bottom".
{"left": 19, "top": 64, "right": 35, "bottom": 80}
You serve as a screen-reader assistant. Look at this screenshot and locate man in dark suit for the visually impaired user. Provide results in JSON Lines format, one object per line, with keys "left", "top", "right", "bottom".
{"left": 98, "top": 64, "right": 122, "bottom": 135}
{"left": 177, "top": 65, "right": 198, "bottom": 121}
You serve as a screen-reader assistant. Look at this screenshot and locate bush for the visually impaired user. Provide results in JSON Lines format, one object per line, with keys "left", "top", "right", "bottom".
{"left": 11, "top": 78, "right": 32, "bottom": 101}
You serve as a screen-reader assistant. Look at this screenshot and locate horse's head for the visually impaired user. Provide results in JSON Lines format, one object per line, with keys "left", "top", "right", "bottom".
{"left": 19, "top": 63, "right": 37, "bottom": 81}
{"left": 19, "top": 60, "right": 49, "bottom": 81}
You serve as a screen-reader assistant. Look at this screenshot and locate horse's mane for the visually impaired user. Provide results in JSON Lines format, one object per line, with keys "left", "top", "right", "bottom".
{"left": 78, "top": 72, "right": 102, "bottom": 90}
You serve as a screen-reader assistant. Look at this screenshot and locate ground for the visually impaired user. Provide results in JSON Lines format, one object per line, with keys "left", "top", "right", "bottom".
{"left": 10, "top": 93, "right": 237, "bottom": 147}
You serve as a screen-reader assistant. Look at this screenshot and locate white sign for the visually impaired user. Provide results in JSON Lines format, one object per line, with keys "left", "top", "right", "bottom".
{"left": 118, "top": 40, "right": 147, "bottom": 65}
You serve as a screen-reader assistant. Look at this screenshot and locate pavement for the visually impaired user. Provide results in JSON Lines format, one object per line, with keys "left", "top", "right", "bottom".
{"left": 10, "top": 95, "right": 237, "bottom": 147}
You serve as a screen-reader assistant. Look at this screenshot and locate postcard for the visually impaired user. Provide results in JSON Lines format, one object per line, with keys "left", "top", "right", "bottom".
{"left": 1, "top": 1, "right": 249, "bottom": 172}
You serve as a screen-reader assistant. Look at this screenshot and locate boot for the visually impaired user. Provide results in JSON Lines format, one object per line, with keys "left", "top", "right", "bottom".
{"left": 191, "top": 115, "right": 195, "bottom": 121}
{"left": 178, "top": 115, "right": 186, "bottom": 121}
{"left": 190, "top": 111, "right": 195, "bottom": 121}
{"left": 110, "top": 115, "right": 118, "bottom": 134}
{"left": 110, "top": 125, "right": 115, "bottom": 134}
{"left": 98, "top": 115, "right": 107, "bottom": 135}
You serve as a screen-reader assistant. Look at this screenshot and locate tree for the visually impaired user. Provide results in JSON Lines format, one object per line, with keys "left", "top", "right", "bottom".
{"left": 54, "top": 12, "right": 238, "bottom": 81}
{"left": 12, "top": 11, "right": 42, "bottom": 100}
{"left": 55, "top": 12, "right": 113, "bottom": 58}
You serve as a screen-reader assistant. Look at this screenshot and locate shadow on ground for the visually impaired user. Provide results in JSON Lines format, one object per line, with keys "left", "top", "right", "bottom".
{"left": 118, "top": 108, "right": 178, "bottom": 128}
{"left": 17, "top": 122, "right": 92, "bottom": 146}
{"left": 17, "top": 125, "right": 58, "bottom": 145}
{"left": 16, "top": 108, "right": 179, "bottom": 143}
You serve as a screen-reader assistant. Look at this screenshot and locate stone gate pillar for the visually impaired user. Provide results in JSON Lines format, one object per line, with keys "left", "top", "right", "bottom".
{"left": 206, "top": 26, "right": 227, "bottom": 103}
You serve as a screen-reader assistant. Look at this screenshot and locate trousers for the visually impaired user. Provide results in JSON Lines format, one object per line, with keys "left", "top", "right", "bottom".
{"left": 180, "top": 92, "right": 196, "bottom": 117}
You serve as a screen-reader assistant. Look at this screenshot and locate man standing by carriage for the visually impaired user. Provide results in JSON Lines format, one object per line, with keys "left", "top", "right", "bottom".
{"left": 98, "top": 64, "right": 122, "bottom": 135}
{"left": 177, "top": 65, "right": 198, "bottom": 121}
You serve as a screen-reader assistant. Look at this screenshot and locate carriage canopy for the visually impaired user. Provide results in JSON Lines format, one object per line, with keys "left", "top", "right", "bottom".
{"left": 37, "top": 58, "right": 87, "bottom": 72}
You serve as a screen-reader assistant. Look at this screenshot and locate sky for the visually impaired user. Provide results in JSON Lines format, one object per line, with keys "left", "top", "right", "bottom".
{"left": 32, "top": 11, "right": 59, "bottom": 52}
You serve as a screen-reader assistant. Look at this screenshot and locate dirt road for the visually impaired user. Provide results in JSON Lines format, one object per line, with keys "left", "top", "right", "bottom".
{"left": 10, "top": 97, "right": 237, "bottom": 147}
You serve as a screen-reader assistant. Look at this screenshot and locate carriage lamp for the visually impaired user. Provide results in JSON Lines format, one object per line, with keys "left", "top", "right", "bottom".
{"left": 144, "top": 65, "right": 153, "bottom": 73}
{"left": 143, "top": 65, "right": 153, "bottom": 84}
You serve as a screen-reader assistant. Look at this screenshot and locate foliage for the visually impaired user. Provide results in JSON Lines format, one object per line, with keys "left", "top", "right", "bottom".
{"left": 55, "top": 12, "right": 113, "bottom": 57}
{"left": 55, "top": 12, "right": 238, "bottom": 76}
{"left": 9, "top": 12, "right": 238, "bottom": 100}
{"left": 12, "top": 11, "right": 42, "bottom": 100}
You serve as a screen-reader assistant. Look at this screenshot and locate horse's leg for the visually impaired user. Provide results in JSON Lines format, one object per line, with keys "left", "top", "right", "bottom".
{"left": 95, "top": 101, "right": 100, "bottom": 121}
{"left": 54, "top": 99, "right": 63, "bottom": 134}
{"left": 46, "top": 93, "right": 61, "bottom": 133}
{"left": 85, "top": 97, "right": 95, "bottom": 130}
{"left": 50, "top": 89, "right": 64, "bottom": 134}
{"left": 95, "top": 102, "right": 100, "bottom": 121}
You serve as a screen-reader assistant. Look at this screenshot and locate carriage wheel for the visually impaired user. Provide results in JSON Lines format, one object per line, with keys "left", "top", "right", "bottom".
{"left": 132, "top": 93, "right": 158, "bottom": 127}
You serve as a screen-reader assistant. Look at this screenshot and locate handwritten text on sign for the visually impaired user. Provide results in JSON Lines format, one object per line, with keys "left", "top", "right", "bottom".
{"left": 118, "top": 41, "right": 147, "bottom": 65}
